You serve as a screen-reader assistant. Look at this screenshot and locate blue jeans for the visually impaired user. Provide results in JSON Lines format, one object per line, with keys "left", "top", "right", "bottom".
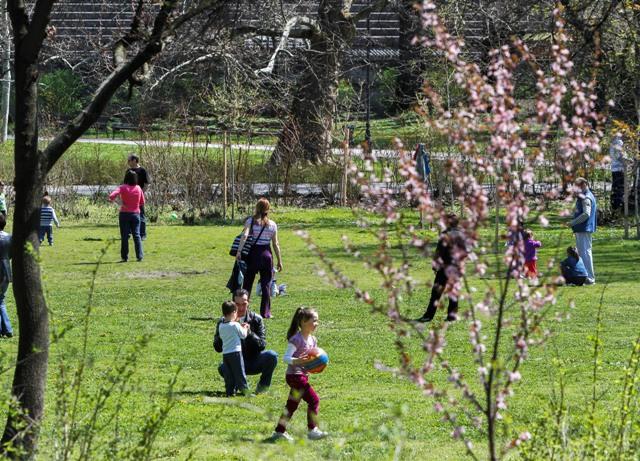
{"left": 39, "top": 225, "right": 53, "bottom": 245}
{"left": 118, "top": 212, "right": 143, "bottom": 261}
{"left": 0, "top": 280, "right": 12, "bottom": 336}
{"left": 575, "top": 232, "right": 594, "bottom": 282}
{"left": 218, "top": 350, "right": 278, "bottom": 390}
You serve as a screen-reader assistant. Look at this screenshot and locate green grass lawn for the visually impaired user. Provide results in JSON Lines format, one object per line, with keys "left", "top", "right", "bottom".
{"left": 0, "top": 207, "right": 638, "bottom": 460}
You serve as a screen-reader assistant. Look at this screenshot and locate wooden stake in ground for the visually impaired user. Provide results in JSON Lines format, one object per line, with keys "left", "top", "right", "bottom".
{"left": 223, "top": 130, "right": 228, "bottom": 220}
{"left": 341, "top": 127, "right": 350, "bottom": 207}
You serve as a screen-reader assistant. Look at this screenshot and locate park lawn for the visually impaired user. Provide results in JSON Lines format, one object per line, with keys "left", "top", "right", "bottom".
{"left": 0, "top": 207, "right": 638, "bottom": 460}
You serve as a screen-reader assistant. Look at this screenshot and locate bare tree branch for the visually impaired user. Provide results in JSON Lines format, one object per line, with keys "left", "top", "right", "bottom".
{"left": 148, "top": 52, "right": 218, "bottom": 91}
{"left": 42, "top": 0, "right": 227, "bottom": 170}
{"left": 256, "top": 16, "right": 319, "bottom": 75}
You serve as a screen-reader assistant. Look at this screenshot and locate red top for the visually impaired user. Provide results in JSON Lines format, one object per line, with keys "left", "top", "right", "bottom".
{"left": 109, "top": 184, "right": 145, "bottom": 213}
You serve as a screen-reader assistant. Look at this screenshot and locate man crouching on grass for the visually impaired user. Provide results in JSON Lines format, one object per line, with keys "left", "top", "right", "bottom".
{"left": 214, "top": 289, "right": 278, "bottom": 394}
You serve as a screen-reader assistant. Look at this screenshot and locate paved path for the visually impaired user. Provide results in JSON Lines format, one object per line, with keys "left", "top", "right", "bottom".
{"left": 47, "top": 181, "right": 614, "bottom": 198}
{"left": 32, "top": 135, "right": 404, "bottom": 158}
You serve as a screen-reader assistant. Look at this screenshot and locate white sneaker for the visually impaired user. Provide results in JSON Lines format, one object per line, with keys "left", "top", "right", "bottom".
{"left": 307, "top": 427, "right": 328, "bottom": 440}
{"left": 270, "top": 431, "right": 293, "bottom": 442}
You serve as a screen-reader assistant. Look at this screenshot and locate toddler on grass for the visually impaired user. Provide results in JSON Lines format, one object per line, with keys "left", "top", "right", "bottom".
{"left": 39, "top": 195, "right": 60, "bottom": 246}
{"left": 217, "top": 301, "right": 250, "bottom": 397}
{"left": 523, "top": 229, "right": 541, "bottom": 279}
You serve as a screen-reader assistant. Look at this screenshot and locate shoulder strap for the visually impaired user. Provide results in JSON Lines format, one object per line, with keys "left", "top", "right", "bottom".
{"left": 256, "top": 223, "right": 266, "bottom": 241}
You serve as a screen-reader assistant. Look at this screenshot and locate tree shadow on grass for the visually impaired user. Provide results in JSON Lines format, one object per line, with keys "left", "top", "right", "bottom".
{"left": 71, "top": 261, "right": 119, "bottom": 266}
{"left": 176, "top": 389, "right": 227, "bottom": 398}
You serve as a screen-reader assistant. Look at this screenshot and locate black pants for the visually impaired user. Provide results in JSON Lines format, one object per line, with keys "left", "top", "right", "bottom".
{"left": 421, "top": 268, "right": 458, "bottom": 320}
{"left": 139, "top": 205, "right": 146, "bottom": 238}
{"left": 611, "top": 171, "right": 624, "bottom": 210}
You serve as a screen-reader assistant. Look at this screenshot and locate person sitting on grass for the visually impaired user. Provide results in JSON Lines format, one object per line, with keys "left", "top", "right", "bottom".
{"left": 560, "top": 246, "right": 588, "bottom": 286}
{"left": 217, "top": 300, "right": 250, "bottom": 397}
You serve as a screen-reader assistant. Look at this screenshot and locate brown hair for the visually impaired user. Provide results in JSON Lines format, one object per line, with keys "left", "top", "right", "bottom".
{"left": 253, "top": 198, "right": 271, "bottom": 225}
{"left": 567, "top": 246, "right": 580, "bottom": 260}
{"left": 445, "top": 212, "right": 459, "bottom": 228}
{"left": 124, "top": 170, "right": 138, "bottom": 186}
{"left": 286, "top": 307, "right": 317, "bottom": 340}
{"left": 42, "top": 195, "right": 52, "bottom": 206}
{"left": 523, "top": 229, "right": 533, "bottom": 240}
{"left": 221, "top": 301, "right": 237, "bottom": 317}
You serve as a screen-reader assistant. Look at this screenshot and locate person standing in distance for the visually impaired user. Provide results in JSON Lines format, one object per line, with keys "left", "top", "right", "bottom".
{"left": 126, "top": 154, "right": 150, "bottom": 240}
{"left": 609, "top": 133, "right": 627, "bottom": 212}
{"left": 109, "top": 170, "right": 145, "bottom": 262}
{"left": 568, "top": 177, "right": 597, "bottom": 285}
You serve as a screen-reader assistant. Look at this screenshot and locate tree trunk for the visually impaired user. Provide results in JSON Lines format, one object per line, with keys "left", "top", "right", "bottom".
{"left": 0, "top": 2, "right": 10, "bottom": 143}
{"left": 1, "top": 51, "right": 49, "bottom": 459}
{"left": 272, "top": 0, "right": 353, "bottom": 164}
{"left": 395, "top": 0, "right": 423, "bottom": 112}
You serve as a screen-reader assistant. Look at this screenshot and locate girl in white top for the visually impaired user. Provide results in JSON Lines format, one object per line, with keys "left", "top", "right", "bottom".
{"left": 236, "top": 198, "right": 282, "bottom": 318}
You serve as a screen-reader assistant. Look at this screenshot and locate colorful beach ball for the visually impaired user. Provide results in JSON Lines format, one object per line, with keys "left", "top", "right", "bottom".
{"left": 303, "top": 348, "right": 329, "bottom": 374}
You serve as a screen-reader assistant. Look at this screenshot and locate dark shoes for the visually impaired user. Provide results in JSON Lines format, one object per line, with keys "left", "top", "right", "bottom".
{"left": 255, "top": 385, "right": 270, "bottom": 395}
{"left": 415, "top": 316, "right": 433, "bottom": 323}
{"left": 415, "top": 314, "right": 458, "bottom": 323}
{"left": 1, "top": 332, "right": 13, "bottom": 338}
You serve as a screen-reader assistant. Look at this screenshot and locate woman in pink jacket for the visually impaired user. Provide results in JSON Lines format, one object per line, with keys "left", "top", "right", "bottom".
{"left": 109, "top": 170, "right": 145, "bottom": 262}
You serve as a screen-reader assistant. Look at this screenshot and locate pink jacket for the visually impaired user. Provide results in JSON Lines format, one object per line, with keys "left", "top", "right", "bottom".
{"left": 109, "top": 184, "right": 145, "bottom": 213}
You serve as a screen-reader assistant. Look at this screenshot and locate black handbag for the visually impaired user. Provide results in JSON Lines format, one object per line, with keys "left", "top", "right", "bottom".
{"left": 230, "top": 218, "right": 266, "bottom": 259}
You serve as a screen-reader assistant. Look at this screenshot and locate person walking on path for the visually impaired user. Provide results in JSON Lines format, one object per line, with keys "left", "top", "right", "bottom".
{"left": 568, "top": 177, "right": 597, "bottom": 285}
{"left": 416, "top": 213, "right": 468, "bottom": 322}
{"left": 0, "top": 215, "right": 12, "bottom": 338}
{"left": 109, "top": 170, "right": 145, "bottom": 262}
{"left": 126, "top": 154, "right": 150, "bottom": 240}
{"left": 609, "top": 133, "right": 627, "bottom": 212}
{"left": 215, "top": 289, "right": 279, "bottom": 394}
{"left": 236, "top": 198, "right": 283, "bottom": 319}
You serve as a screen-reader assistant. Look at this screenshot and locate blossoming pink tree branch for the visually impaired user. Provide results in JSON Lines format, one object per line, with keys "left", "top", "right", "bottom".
{"left": 298, "top": 2, "right": 605, "bottom": 460}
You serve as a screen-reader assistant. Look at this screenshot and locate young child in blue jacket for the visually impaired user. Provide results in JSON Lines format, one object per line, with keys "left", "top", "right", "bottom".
{"left": 560, "top": 246, "right": 588, "bottom": 286}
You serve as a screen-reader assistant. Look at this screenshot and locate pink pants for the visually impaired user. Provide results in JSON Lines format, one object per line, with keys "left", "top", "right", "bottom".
{"left": 275, "top": 374, "right": 319, "bottom": 433}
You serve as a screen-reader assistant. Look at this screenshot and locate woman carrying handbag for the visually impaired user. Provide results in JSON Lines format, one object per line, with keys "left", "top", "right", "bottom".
{"left": 235, "top": 198, "right": 283, "bottom": 319}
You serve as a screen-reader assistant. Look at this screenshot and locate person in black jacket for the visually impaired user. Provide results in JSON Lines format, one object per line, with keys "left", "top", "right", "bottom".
{"left": 214, "top": 288, "right": 278, "bottom": 394}
{"left": 416, "top": 213, "right": 468, "bottom": 322}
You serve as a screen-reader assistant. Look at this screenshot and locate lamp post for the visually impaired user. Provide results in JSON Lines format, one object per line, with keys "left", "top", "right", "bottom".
{"left": 364, "top": 0, "right": 372, "bottom": 155}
